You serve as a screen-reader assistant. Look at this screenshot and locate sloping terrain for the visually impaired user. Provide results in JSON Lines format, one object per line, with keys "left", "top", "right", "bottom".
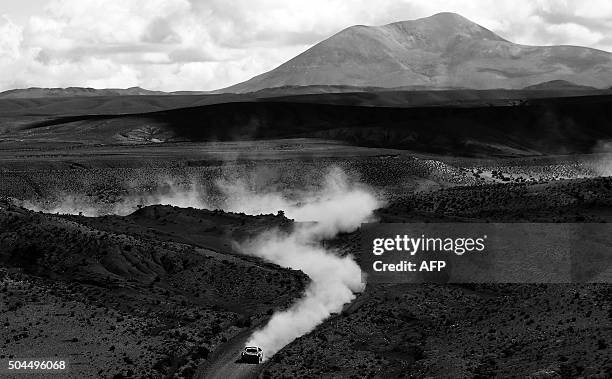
{"left": 0, "top": 87, "right": 212, "bottom": 99}
{"left": 0, "top": 93, "right": 252, "bottom": 117}
{"left": 0, "top": 201, "right": 307, "bottom": 378}
{"left": 264, "top": 88, "right": 610, "bottom": 107}
{"left": 1, "top": 150, "right": 610, "bottom": 378}
{"left": 224, "top": 12, "right": 612, "bottom": 92}
{"left": 379, "top": 176, "right": 612, "bottom": 223}
{"left": 2, "top": 87, "right": 608, "bottom": 119}
{"left": 523, "top": 80, "right": 598, "bottom": 91}
{"left": 260, "top": 283, "right": 611, "bottom": 378}
{"left": 0, "top": 87, "right": 171, "bottom": 99}
{"left": 260, "top": 176, "right": 612, "bottom": 378}
{"left": 4, "top": 94, "right": 612, "bottom": 157}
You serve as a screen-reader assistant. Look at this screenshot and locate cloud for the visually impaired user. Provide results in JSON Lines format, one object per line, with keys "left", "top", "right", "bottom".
{"left": 141, "top": 17, "right": 182, "bottom": 44}
{"left": 0, "top": 16, "right": 22, "bottom": 59}
{"left": 218, "top": 166, "right": 380, "bottom": 357}
{"left": 0, "top": 0, "right": 611, "bottom": 91}
{"left": 544, "top": 23, "right": 604, "bottom": 47}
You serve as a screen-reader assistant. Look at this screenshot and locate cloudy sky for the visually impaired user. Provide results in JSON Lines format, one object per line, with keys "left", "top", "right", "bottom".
{"left": 1, "top": 0, "right": 611, "bottom": 92}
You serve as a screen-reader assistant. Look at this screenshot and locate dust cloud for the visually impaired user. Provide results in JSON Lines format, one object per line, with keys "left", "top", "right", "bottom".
{"left": 225, "top": 167, "right": 383, "bottom": 358}
{"left": 19, "top": 180, "right": 208, "bottom": 216}
{"left": 17, "top": 166, "right": 383, "bottom": 358}
{"left": 590, "top": 140, "right": 612, "bottom": 177}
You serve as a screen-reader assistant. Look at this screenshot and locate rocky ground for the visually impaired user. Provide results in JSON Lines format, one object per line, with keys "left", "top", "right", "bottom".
{"left": 261, "top": 283, "right": 610, "bottom": 378}
{"left": 1, "top": 148, "right": 611, "bottom": 378}
{"left": 0, "top": 201, "right": 306, "bottom": 378}
{"left": 259, "top": 172, "right": 612, "bottom": 378}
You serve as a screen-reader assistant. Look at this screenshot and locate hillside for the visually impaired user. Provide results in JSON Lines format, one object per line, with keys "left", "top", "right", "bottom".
{"left": 0, "top": 87, "right": 169, "bottom": 99}
{"left": 223, "top": 12, "right": 612, "bottom": 93}
{"left": 0, "top": 201, "right": 306, "bottom": 377}
{"left": 523, "top": 80, "right": 598, "bottom": 91}
{"left": 2, "top": 88, "right": 610, "bottom": 119}
{"left": 3, "top": 94, "right": 612, "bottom": 157}
{"left": 0, "top": 86, "right": 212, "bottom": 99}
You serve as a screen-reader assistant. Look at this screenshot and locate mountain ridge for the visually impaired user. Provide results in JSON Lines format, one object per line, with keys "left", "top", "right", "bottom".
{"left": 3, "top": 13, "right": 612, "bottom": 97}
{"left": 0, "top": 86, "right": 209, "bottom": 99}
{"left": 222, "top": 12, "right": 612, "bottom": 93}
{"left": 523, "top": 80, "right": 597, "bottom": 91}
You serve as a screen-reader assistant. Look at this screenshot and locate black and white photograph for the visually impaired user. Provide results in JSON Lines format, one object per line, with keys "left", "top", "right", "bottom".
{"left": 0, "top": 1, "right": 611, "bottom": 378}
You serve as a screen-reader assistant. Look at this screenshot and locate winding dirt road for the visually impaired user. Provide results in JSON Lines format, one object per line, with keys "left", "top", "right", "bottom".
{"left": 195, "top": 292, "right": 368, "bottom": 378}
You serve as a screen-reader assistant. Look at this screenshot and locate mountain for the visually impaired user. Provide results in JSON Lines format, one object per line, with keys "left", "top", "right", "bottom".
{"left": 223, "top": 12, "right": 612, "bottom": 93}
{"left": 523, "top": 80, "right": 597, "bottom": 91}
{"left": 0, "top": 86, "right": 168, "bottom": 99}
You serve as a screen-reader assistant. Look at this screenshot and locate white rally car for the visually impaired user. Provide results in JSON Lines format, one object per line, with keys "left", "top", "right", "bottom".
{"left": 240, "top": 346, "right": 263, "bottom": 363}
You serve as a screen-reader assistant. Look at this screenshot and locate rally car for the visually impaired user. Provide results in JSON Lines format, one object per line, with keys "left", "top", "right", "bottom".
{"left": 240, "top": 346, "right": 263, "bottom": 363}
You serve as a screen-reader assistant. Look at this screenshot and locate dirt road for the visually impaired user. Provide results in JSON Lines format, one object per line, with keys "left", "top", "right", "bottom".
{"left": 196, "top": 326, "right": 263, "bottom": 379}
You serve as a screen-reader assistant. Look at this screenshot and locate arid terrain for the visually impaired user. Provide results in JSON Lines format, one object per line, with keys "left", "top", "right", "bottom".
{"left": 0, "top": 200, "right": 307, "bottom": 378}
{"left": 1, "top": 66, "right": 612, "bottom": 379}
{"left": 2, "top": 6, "right": 612, "bottom": 378}
{"left": 1, "top": 133, "right": 610, "bottom": 378}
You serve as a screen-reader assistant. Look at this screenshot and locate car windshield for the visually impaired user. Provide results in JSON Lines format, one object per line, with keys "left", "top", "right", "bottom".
{"left": 245, "top": 348, "right": 258, "bottom": 353}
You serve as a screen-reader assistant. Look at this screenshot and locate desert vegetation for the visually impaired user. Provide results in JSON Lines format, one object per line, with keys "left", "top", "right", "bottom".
{"left": 0, "top": 201, "right": 306, "bottom": 378}
{"left": 1, "top": 147, "right": 610, "bottom": 378}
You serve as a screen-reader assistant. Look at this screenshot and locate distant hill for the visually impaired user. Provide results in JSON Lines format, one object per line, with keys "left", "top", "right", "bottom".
{"left": 249, "top": 84, "right": 468, "bottom": 96}
{"left": 2, "top": 88, "right": 610, "bottom": 118}
{"left": 222, "top": 12, "right": 612, "bottom": 93}
{"left": 523, "top": 80, "right": 597, "bottom": 91}
{"left": 0, "top": 86, "right": 209, "bottom": 99}
{"left": 0, "top": 86, "right": 165, "bottom": 99}
{"left": 4, "top": 94, "right": 612, "bottom": 157}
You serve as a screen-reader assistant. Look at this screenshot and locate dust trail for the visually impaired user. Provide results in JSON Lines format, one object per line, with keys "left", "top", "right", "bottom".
{"left": 221, "top": 167, "right": 383, "bottom": 358}
{"left": 15, "top": 165, "right": 383, "bottom": 358}
{"left": 18, "top": 180, "right": 208, "bottom": 216}
{"left": 590, "top": 140, "right": 612, "bottom": 177}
